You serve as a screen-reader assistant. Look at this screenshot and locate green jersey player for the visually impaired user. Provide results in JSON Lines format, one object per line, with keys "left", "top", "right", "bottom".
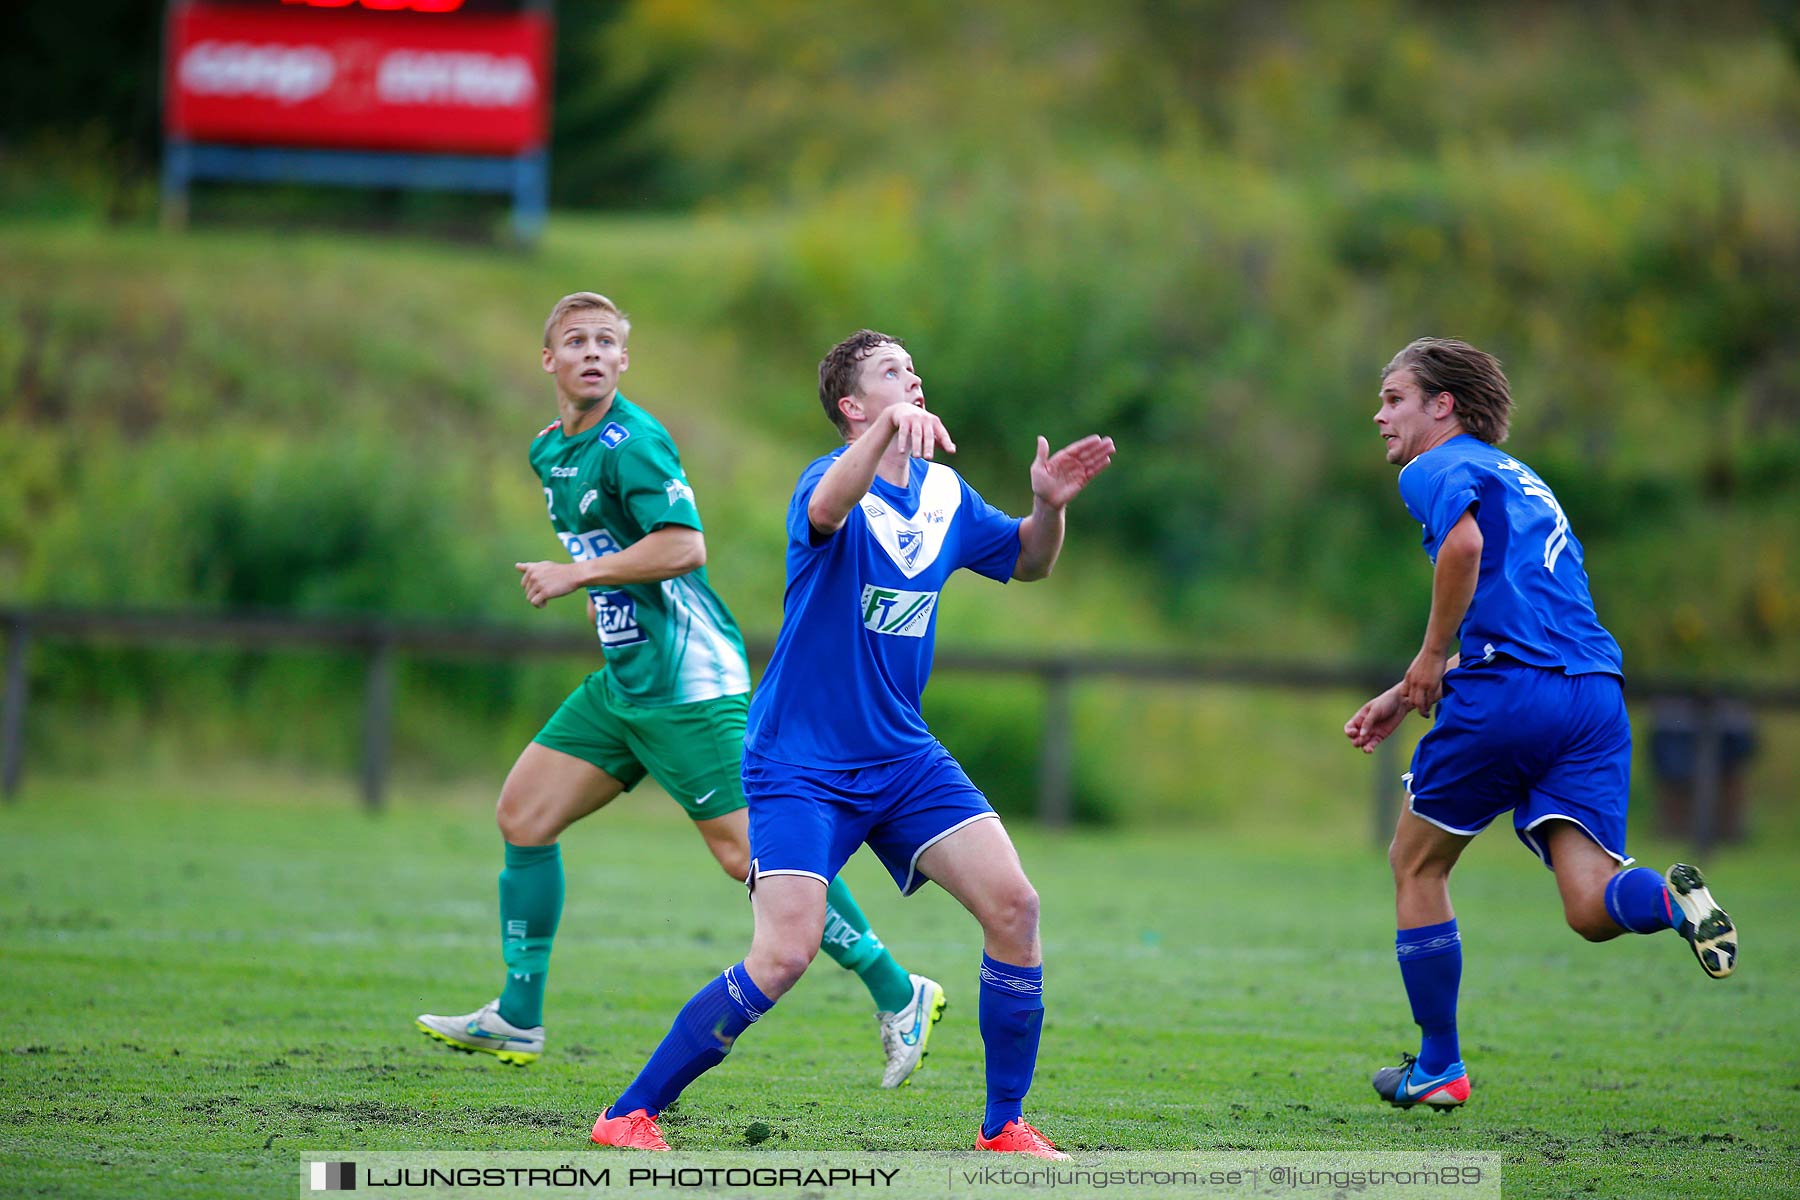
{"left": 416, "top": 294, "right": 945, "bottom": 1087}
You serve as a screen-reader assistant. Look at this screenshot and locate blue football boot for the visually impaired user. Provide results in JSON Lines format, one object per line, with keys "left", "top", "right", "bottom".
{"left": 1372, "top": 1052, "right": 1470, "bottom": 1109}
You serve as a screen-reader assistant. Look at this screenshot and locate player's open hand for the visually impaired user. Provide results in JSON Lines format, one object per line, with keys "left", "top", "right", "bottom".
{"left": 1030, "top": 434, "right": 1116, "bottom": 509}
{"left": 516, "top": 560, "right": 581, "bottom": 609}
{"left": 1345, "top": 685, "right": 1411, "bottom": 753}
{"left": 888, "top": 403, "right": 956, "bottom": 460}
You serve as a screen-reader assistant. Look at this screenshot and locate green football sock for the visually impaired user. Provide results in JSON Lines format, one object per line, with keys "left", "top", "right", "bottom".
{"left": 497, "top": 841, "right": 563, "bottom": 1029}
{"left": 821, "top": 875, "right": 914, "bottom": 1011}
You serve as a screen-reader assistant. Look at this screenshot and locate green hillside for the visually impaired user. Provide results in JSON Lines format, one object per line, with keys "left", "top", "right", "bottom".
{"left": 0, "top": 217, "right": 1216, "bottom": 823}
{"left": 2, "top": 215, "right": 1797, "bottom": 838}
{"left": 0, "top": 214, "right": 1199, "bottom": 652}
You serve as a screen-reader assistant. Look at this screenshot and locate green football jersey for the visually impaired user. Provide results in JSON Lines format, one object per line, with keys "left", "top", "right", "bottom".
{"left": 528, "top": 392, "right": 750, "bottom": 706}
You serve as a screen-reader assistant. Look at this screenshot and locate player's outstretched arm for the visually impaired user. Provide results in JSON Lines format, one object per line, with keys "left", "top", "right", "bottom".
{"left": 515, "top": 526, "right": 706, "bottom": 608}
{"left": 1014, "top": 434, "right": 1116, "bottom": 581}
{"left": 808, "top": 405, "right": 956, "bottom": 537}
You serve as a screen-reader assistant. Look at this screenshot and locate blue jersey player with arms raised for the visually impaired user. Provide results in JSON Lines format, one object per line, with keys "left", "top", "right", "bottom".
{"left": 416, "top": 296, "right": 944, "bottom": 1088}
{"left": 1345, "top": 337, "right": 1738, "bottom": 1110}
{"left": 590, "top": 329, "right": 1114, "bottom": 1155}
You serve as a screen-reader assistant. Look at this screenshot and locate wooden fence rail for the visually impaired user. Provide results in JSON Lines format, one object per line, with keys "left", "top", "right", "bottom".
{"left": 4, "top": 607, "right": 1794, "bottom": 851}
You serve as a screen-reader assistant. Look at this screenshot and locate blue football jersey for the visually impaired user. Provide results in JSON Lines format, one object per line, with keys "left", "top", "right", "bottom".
{"left": 1397, "top": 434, "right": 1623, "bottom": 677}
{"left": 745, "top": 451, "right": 1023, "bottom": 767}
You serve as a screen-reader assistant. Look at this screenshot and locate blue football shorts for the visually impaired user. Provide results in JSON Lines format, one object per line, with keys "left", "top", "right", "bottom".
{"left": 742, "top": 742, "right": 999, "bottom": 896}
{"left": 1404, "top": 660, "right": 1633, "bottom": 869}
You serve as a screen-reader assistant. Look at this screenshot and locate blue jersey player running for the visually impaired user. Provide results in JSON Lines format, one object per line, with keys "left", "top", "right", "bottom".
{"left": 1345, "top": 338, "right": 1738, "bottom": 1111}
{"left": 589, "top": 330, "right": 1115, "bottom": 1155}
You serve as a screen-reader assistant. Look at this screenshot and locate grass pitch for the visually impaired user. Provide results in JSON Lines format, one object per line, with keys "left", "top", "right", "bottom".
{"left": 1, "top": 775, "right": 1795, "bottom": 1199}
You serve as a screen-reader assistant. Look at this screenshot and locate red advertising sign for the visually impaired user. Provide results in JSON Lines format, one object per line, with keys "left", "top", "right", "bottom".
{"left": 165, "top": 2, "right": 551, "bottom": 155}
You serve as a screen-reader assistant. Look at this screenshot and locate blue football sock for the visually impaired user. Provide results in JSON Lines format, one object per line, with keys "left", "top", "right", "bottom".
{"left": 1396, "top": 919, "right": 1462, "bottom": 1077}
{"left": 496, "top": 841, "right": 562, "bottom": 1029}
{"left": 612, "top": 963, "right": 771, "bottom": 1117}
{"left": 978, "top": 954, "right": 1044, "bottom": 1140}
{"left": 1603, "top": 867, "right": 1677, "bottom": 934}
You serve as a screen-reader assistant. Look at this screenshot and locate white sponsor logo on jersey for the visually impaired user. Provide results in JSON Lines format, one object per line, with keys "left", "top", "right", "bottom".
{"left": 860, "top": 585, "right": 937, "bottom": 637}
{"left": 560, "top": 528, "right": 620, "bottom": 560}
{"left": 663, "top": 478, "right": 695, "bottom": 506}
{"left": 578, "top": 489, "right": 599, "bottom": 516}
{"left": 549, "top": 466, "right": 579, "bottom": 478}
{"left": 594, "top": 590, "right": 648, "bottom": 648}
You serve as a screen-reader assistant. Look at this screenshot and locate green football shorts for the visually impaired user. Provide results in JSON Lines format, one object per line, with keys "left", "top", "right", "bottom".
{"left": 532, "top": 670, "right": 749, "bottom": 820}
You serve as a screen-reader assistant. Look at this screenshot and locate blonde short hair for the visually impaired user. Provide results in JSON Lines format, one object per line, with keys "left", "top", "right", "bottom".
{"left": 542, "top": 292, "right": 631, "bottom": 347}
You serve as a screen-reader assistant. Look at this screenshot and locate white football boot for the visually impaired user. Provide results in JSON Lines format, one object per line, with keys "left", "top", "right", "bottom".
{"left": 415, "top": 999, "right": 544, "bottom": 1065}
{"left": 876, "top": 974, "right": 947, "bottom": 1088}
{"left": 1666, "top": 863, "right": 1737, "bottom": 979}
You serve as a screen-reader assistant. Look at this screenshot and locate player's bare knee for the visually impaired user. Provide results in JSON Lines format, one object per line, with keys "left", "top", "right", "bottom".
{"left": 1389, "top": 842, "right": 1449, "bottom": 888}
{"left": 1569, "top": 916, "right": 1618, "bottom": 943}
{"left": 981, "top": 879, "right": 1040, "bottom": 946}
{"left": 498, "top": 812, "right": 558, "bottom": 846}
{"left": 1565, "top": 903, "right": 1620, "bottom": 943}
{"left": 749, "top": 943, "right": 818, "bottom": 994}
{"left": 495, "top": 801, "right": 530, "bottom": 843}
{"left": 496, "top": 790, "right": 559, "bottom": 846}
{"left": 1387, "top": 837, "right": 1426, "bottom": 882}
{"left": 713, "top": 844, "right": 751, "bottom": 883}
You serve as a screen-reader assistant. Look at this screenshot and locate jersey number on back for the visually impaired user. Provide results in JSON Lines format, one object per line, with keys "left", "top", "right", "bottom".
{"left": 1495, "top": 459, "right": 1569, "bottom": 572}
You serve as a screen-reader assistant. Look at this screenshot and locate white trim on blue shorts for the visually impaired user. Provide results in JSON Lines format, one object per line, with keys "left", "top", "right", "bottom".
{"left": 1518, "top": 813, "right": 1634, "bottom": 872}
{"left": 1403, "top": 775, "right": 1637, "bottom": 872}
{"left": 745, "top": 856, "right": 830, "bottom": 896}
{"left": 1401, "top": 772, "right": 1488, "bottom": 837}
{"left": 754, "top": 867, "right": 830, "bottom": 886}
{"left": 901, "top": 811, "right": 1000, "bottom": 894}
{"left": 1404, "top": 797, "right": 1488, "bottom": 838}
